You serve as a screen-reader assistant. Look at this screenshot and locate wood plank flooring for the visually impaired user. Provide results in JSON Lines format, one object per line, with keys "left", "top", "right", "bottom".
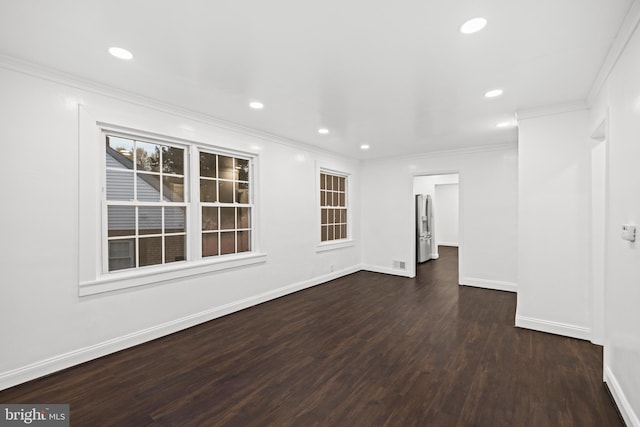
{"left": 0, "top": 247, "right": 623, "bottom": 426}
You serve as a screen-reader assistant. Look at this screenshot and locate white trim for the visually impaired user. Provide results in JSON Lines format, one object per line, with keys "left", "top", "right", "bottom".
{"left": 515, "top": 315, "right": 592, "bottom": 341}
{"left": 394, "top": 142, "right": 516, "bottom": 163}
{"left": 361, "top": 264, "right": 415, "bottom": 278}
{"left": 460, "top": 277, "right": 517, "bottom": 293}
{"left": 437, "top": 242, "right": 459, "bottom": 247}
{"left": 1, "top": 264, "right": 361, "bottom": 391}
{"left": 605, "top": 365, "right": 640, "bottom": 427}
{"left": 316, "top": 239, "right": 356, "bottom": 252}
{"left": 587, "top": 0, "right": 640, "bottom": 105}
{"left": 516, "top": 101, "right": 588, "bottom": 121}
{"left": 79, "top": 252, "right": 267, "bottom": 296}
{"left": 430, "top": 253, "right": 440, "bottom": 260}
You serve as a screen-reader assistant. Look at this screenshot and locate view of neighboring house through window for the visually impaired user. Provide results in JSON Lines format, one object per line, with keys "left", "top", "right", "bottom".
{"left": 200, "top": 152, "right": 252, "bottom": 257}
{"left": 320, "top": 172, "right": 348, "bottom": 242}
{"left": 105, "top": 135, "right": 187, "bottom": 271}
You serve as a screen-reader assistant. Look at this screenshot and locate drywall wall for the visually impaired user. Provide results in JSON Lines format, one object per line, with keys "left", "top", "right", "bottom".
{"left": 435, "top": 183, "right": 459, "bottom": 247}
{"left": 0, "top": 64, "right": 361, "bottom": 389}
{"left": 361, "top": 145, "right": 518, "bottom": 292}
{"left": 516, "top": 109, "right": 591, "bottom": 340}
{"left": 589, "top": 14, "right": 640, "bottom": 426}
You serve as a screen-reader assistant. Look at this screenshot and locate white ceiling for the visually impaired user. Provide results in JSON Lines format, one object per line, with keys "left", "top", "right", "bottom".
{"left": 0, "top": 0, "right": 633, "bottom": 159}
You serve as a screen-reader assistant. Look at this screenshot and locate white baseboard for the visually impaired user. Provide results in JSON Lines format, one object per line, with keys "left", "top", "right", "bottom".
{"left": 459, "top": 277, "right": 517, "bottom": 293}
{"left": 430, "top": 253, "right": 440, "bottom": 259}
{"left": 361, "top": 264, "right": 414, "bottom": 278}
{"left": 0, "top": 265, "right": 361, "bottom": 391}
{"left": 515, "top": 315, "right": 592, "bottom": 341}
{"left": 605, "top": 365, "right": 640, "bottom": 427}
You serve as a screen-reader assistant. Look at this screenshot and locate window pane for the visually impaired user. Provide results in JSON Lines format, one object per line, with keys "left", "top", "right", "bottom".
{"left": 165, "top": 235, "right": 185, "bottom": 263}
{"left": 220, "top": 207, "right": 235, "bottom": 230}
{"left": 339, "top": 192, "right": 345, "bottom": 207}
{"left": 163, "top": 176, "right": 184, "bottom": 202}
{"left": 321, "top": 225, "right": 328, "bottom": 242}
{"left": 162, "top": 146, "right": 184, "bottom": 175}
{"left": 326, "top": 175, "right": 333, "bottom": 190}
{"left": 200, "top": 152, "right": 216, "bottom": 178}
{"left": 333, "top": 176, "right": 339, "bottom": 191}
{"left": 237, "top": 231, "right": 250, "bottom": 252}
{"left": 237, "top": 207, "right": 250, "bottom": 229}
{"left": 106, "top": 170, "right": 134, "bottom": 201}
{"left": 108, "top": 239, "right": 135, "bottom": 271}
{"left": 341, "top": 224, "right": 347, "bottom": 239}
{"left": 237, "top": 158, "right": 249, "bottom": 181}
{"left": 200, "top": 179, "right": 217, "bottom": 202}
{"left": 202, "top": 232, "right": 219, "bottom": 257}
{"left": 321, "top": 208, "right": 328, "bottom": 225}
{"left": 339, "top": 177, "right": 345, "bottom": 191}
{"left": 333, "top": 192, "right": 339, "bottom": 206}
{"left": 328, "top": 225, "right": 335, "bottom": 240}
{"left": 218, "top": 156, "right": 234, "bottom": 180}
{"left": 108, "top": 206, "right": 135, "bottom": 237}
{"left": 219, "top": 181, "right": 234, "bottom": 203}
{"left": 342, "top": 209, "right": 347, "bottom": 224}
{"left": 137, "top": 173, "right": 161, "bottom": 201}
{"left": 202, "top": 207, "right": 219, "bottom": 230}
{"left": 320, "top": 191, "right": 326, "bottom": 206}
{"left": 139, "top": 206, "right": 162, "bottom": 235}
{"left": 139, "top": 237, "right": 162, "bottom": 267}
{"left": 165, "top": 206, "right": 186, "bottom": 233}
{"left": 106, "top": 137, "right": 134, "bottom": 168}
{"left": 220, "top": 231, "right": 235, "bottom": 255}
{"left": 320, "top": 173, "right": 326, "bottom": 190}
{"left": 236, "top": 182, "right": 249, "bottom": 204}
{"left": 136, "top": 141, "right": 160, "bottom": 172}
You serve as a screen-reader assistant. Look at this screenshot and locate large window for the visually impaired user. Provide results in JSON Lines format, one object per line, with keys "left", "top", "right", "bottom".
{"left": 104, "top": 132, "right": 253, "bottom": 274}
{"left": 320, "top": 171, "right": 348, "bottom": 242}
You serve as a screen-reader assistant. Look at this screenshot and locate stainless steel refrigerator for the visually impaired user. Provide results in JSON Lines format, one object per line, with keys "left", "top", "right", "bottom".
{"left": 416, "top": 194, "right": 434, "bottom": 263}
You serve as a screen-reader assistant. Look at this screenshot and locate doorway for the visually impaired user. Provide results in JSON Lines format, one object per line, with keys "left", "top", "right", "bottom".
{"left": 413, "top": 173, "right": 460, "bottom": 266}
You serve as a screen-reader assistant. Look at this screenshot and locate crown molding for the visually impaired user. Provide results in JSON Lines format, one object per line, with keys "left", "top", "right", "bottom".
{"left": 516, "top": 101, "right": 588, "bottom": 121}
{"left": 587, "top": 0, "right": 640, "bottom": 105}
{"left": 0, "top": 54, "right": 359, "bottom": 162}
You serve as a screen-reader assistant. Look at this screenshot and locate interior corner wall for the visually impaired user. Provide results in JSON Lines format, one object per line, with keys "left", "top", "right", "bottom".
{"left": 0, "top": 66, "right": 361, "bottom": 390}
{"left": 360, "top": 146, "right": 518, "bottom": 291}
{"left": 590, "top": 18, "right": 640, "bottom": 426}
{"left": 516, "top": 109, "right": 592, "bottom": 340}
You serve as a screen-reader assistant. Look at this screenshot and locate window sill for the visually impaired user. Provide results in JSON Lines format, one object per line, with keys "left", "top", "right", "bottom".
{"left": 316, "top": 239, "right": 355, "bottom": 252}
{"left": 79, "top": 252, "right": 267, "bottom": 296}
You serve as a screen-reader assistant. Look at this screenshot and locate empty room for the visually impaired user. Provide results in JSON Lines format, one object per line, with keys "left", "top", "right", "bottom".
{"left": 0, "top": 1, "right": 639, "bottom": 426}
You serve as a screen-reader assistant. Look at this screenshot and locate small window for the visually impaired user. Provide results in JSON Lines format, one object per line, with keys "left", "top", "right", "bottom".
{"left": 320, "top": 172, "right": 348, "bottom": 242}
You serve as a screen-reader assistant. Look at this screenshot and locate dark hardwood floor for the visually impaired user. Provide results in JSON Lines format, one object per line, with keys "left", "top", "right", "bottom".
{"left": 0, "top": 247, "right": 623, "bottom": 426}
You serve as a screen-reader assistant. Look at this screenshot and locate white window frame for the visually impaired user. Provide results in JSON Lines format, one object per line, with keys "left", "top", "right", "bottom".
{"left": 77, "top": 112, "right": 265, "bottom": 296}
{"left": 316, "top": 165, "right": 355, "bottom": 252}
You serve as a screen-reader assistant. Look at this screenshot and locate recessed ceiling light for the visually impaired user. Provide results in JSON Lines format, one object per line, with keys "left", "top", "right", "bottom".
{"left": 485, "top": 89, "right": 503, "bottom": 98}
{"left": 496, "top": 121, "right": 512, "bottom": 128}
{"left": 249, "top": 101, "right": 264, "bottom": 109}
{"left": 318, "top": 128, "right": 329, "bottom": 135}
{"left": 360, "top": 144, "right": 370, "bottom": 150}
{"left": 109, "top": 47, "right": 133, "bottom": 60}
{"left": 460, "top": 17, "right": 487, "bottom": 34}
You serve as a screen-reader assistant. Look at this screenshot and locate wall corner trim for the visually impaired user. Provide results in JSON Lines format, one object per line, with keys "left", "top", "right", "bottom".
{"left": 460, "top": 277, "right": 517, "bottom": 293}
{"left": 515, "top": 315, "right": 592, "bottom": 341}
{"left": 605, "top": 365, "right": 640, "bottom": 427}
{"left": 0, "top": 264, "right": 362, "bottom": 392}
{"left": 516, "top": 101, "right": 588, "bottom": 121}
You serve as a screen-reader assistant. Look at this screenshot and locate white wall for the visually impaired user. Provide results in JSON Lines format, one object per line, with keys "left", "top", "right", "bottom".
{"left": 0, "top": 65, "right": 361, "bottom": 389}
{"left": 413, "top": 174, "right": 459, "bottom": 256}
{"left": 590, "top": 14, "right": 640, "bottom": 425}
{"left": 435, "top": 183, "right": 459, "bottom": 246}
{"left": 361, "top": 146, "right": 518, "bottom": 292}
{"left": 516, "top": 109, "right": 592, "bottom": 340}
